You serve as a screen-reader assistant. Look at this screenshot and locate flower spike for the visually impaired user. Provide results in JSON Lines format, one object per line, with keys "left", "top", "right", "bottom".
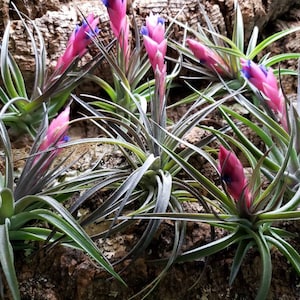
{"left": 39, "top": 106, "right": 70, "bottom": 151}
{"left": 218, "top": 146, "right": 252, "bottom": 208}
{"left": 102, "top": 0, "right": 130, "bottom": 62}
{"left": 240, "top": 59, "right": 288, "bottom": 131}
{"left": 186, "top": 38, "right": 229, "bottom": 74}
{"left": 141, "top": 13, "right": 167, "bottom": 106}
{"left": 55, "top": 14, "right": 99, "bottom": 73}
{"left": 141, "top": 13, "right": 167, "bottom": 73}
{"left": 35, "top": 106, "right": 70, "bottom": 169}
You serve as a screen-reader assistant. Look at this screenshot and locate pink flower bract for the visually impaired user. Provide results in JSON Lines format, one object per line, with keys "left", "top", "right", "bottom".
{"left": 187, "top": 38, "right": 229, "bottom": 74}
{"left": 55, "top": 14, "right": 99, "bottom": 73}
{"left": 240, "top": 59, "right": 288, "bottom": 131}
{"left": 102, "top": 0, "right": 130, "bottom": 61}
{"left": 39, "top": 106, "right": 70, "bottom": 152}
{"left": 218, "top": 146, "right": 252, "bottom": 208}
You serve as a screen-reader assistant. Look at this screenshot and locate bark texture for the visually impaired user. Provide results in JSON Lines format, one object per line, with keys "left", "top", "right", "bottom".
{"left": 12, "top": 222, "right": 300, "bottom": 299}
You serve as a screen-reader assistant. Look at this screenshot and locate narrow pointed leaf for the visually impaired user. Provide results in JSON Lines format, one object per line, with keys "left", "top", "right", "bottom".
{"left": 0, "top": 220, "right": 20, "bottom": 300}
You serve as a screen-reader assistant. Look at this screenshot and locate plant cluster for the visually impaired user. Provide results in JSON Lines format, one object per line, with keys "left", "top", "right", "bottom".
{"left": 1, "top": 0, "right": 300, "bottom": 299}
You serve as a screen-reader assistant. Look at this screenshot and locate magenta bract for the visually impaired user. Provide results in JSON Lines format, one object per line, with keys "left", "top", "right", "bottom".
{"left": 240, "top": 59, "right": 287, "bottom": 131}
{"left": 55, "top": 14, "right": 99, "bottom": 73}
{"left": 141, "top": 13, "right": 167, "bottom": 73}
{"left": 187, "top": 38, "right": 229, "bottom": 74}
{"left": 102, "top": 0, "right": 129, "bottom": 60}
{"left": 218, "top": 146, "right": 252, "bottom": 208}
{"left": 39, "top": 106, "right": 70, "bottom": 152}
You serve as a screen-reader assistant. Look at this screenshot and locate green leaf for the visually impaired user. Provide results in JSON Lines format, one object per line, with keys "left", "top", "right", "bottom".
{"left": 28, "top": 209, "right": 123, "bottom": 279}
{"left": 229, "top": 239, "right": 254, "bottom": 285}
{"left": 85, "top": 74, "right": 117, "bottom": 101}
{"left": 232, "top": 0, "right": 244, "bottom": 53}
{"left": 125, "top": 212, "right": 234, "bottom": 224}
{"left": 13, "top": 195, "right": 124, "bottom": 283}
{"left": 0, "top": 220, "right": 20, "bottom": 300}
{"left": 266, "top": 230, "right": 300, "bottom": 275}
{"left": 263, "top": 53, "right": 300, "bottom": 67}
{"left": 0, "top": 120, "right": 14, "bottom": 189}
{"left": 0, "top": 86, "right": 10, "bottom": 104}
{"left": 12, "top": 210, "right": 122, "bottom": 284}
{"left": 9, "top": 227, "right": 65, "bottom": 243}
{"left": 252, "top": 229, "right": 272, "bottom": 300}
{"left": 246, "top": 26, "right": 259, "bottom": 56}
{"left": 176, "top": 230, "right": 242, "bottom": 262}
{"left": 0, "top": 22, "right": 19, "bottom": 99}
{"left": 0, "top": 188, "right": 14, "bottom": 223}
{"left": 258, "top": 209, "right": 300, "bottom": 223}
{"left": 80, "top": 154, "right": 158, "bottom": 228}
{"left": 121, "top": 170, "right": 173, "bottom": 260}
{"left": 11, "top": 3, "right": 45, "bottom": 100}
{"left": 249, "top": 26, "right": 300, "bottom": 60}
{"left": 6, "top": 51, "right": 27, "bottom": 98}
{"left": 255, "top": 129, "right": 293, "bottom": 209}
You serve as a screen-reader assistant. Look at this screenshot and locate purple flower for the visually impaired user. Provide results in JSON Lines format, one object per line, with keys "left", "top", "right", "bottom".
{"left": 55, "top": 14, "right": 99, "bottom": 73}
{"left": 186, "top": 38, "right": 229, "bottom": 74}
{"left": 241, "top": 59, "right": 287, "bottom": 131}
{"left": 218, "top": 146, "right": 252, "bottom": 208}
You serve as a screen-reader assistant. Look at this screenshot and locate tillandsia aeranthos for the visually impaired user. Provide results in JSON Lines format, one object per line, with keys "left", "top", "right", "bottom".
{"left": 218, "top": 145, "right": 252, "bottom": 213}
{"left": 0, "top": 5, "right": 101, "bottom": 134}
{"left": 1, "top": 1, "right": 300, "bottom": 299}
{"left": 102, "top": 0, "right": 130, "bottom": 65}
{"left": 54, "top": 14, "right": 100, "bottom": 73}
{"left": 240, "top": 59, "right": 288, "bottom": 131}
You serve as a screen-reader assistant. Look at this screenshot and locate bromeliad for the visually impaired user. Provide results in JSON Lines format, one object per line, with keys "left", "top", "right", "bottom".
{"left": 218, "top": 145, "right": 252, "bottom": 210}
{"left": 55, "top": 14, "right": 99, "bottom": 73}
{"left": 102, "top": 0, "right": 130, "bottom": 63}
{"left": 240, "top": 58, "right": 288, "bottom": 131}
{"left": 187, "top": 38, "right": 229, "bottom": 75}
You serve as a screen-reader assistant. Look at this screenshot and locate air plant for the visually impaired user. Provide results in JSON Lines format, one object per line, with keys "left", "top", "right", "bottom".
{"left": 1, "top": 0, "right": 300, "bottom": 299}
{"left": 127, "top": 136, "right": 300, "bottom": 299}
{"left": 169, "top": 0, "right": 300, "bottom": 108}
{"left": 66, "top": 9, "right": 233, "bottom": 298}
{"left": 0, "top": 105, "right": 124, "bottom": 300}
{"left": 0, "top": 4, "right": 101, "bottom": 135}
{"left": 108, "top": 2, "right": 300, "bottom": 299}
